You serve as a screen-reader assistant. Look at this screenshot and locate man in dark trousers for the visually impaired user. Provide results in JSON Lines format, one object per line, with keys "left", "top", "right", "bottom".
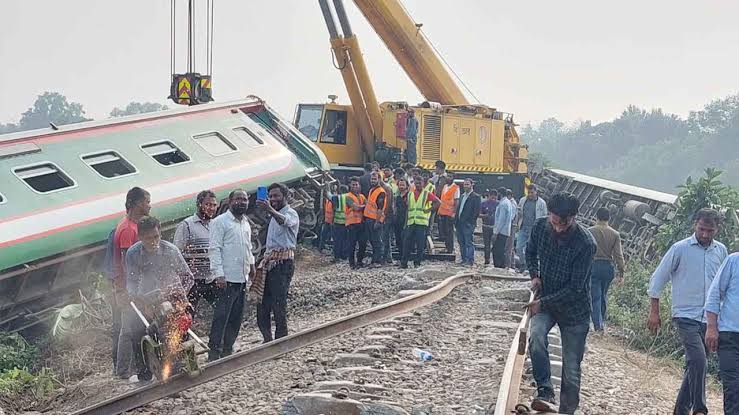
{"left": 363, "top": 171, "right": 387, "bottom": 267}
{"left": 330, "top": 184, "right": 350, "bottom": 262}
{"left": 113, "top": 186, "right": 151, "bottom": 379}
{"left": 208, "top": 189, "right": 255, "bottom": 361}
{"left": 480, "top": 189, "right": 499, "bottom": 266}
{"left": 525, "top": 192, "right": 596, "bottom": 414}
{"left": 254, "top": 183, "right": 300, "bottom": 342}
{"left": 401, "top": 171, "right": 440, "bottom": 268}
{"left": 345, "top": 177, "right": 368, "bottom": 269}
{"left": 648, "top": 208, "right": 727, "bottom": 415}
{"left": 455, "top": 178, "right": 481, "bottom": 266}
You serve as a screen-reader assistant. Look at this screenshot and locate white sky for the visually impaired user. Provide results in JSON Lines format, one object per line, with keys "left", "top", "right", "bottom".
{"left": 1, "top": 0, "right": 738, "bottom": 126}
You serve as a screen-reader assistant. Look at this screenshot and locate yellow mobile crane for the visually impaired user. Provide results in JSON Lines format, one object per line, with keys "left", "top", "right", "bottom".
{"left": 295, "top": 0, "right": 528, "bottom": 192}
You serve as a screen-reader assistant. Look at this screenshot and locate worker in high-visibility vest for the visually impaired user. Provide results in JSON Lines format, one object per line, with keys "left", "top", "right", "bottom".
{"left": 363, "top": 171, "right": 388, "bottom": 267}
{"left": 401, "top": 171, "right": 441, "bottom": 269}
{"left": 345, "top": 177, "right": 368, "bottom": 269}
{"left": 329, "top": 184, "right": 349, "bottom": 262}
{"left": 437, "top": 174, "right": 460, "bottom": 254}
{"left": 379, "top": 172, "right": 395, "bottom": 265}
{"left": 318, "top": 184, "right": 337, "bottom": 253}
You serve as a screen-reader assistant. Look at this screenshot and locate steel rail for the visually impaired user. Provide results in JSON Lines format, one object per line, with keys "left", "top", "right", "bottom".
{"left": 494, "top": 291, "right": 535, "bottom": 415}
{"left": 72, "top": 273, "right": 529, "bottom": 415}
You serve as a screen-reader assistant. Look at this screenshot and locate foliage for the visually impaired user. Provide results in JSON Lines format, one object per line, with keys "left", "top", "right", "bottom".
{"left": 0, "top": 367, "right": 57, "bottom": 398}
{"left": 656, "top": 168, "right": 739, "bottom": 253}
{"left": 0, "top": 332, "right": 39, "bottom": 373}
{"left": 0, "top": 92, "right": 90, "bottom": 134}
{"left": 521, "top": 92, "right": 739, "bottom": 192}
{"left": 110, "top": 101, "right": 168, "bottom": 117}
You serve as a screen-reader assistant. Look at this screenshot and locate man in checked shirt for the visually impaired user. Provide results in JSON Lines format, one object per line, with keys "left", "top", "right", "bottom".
{"left": 525, "top": 192, "right": 596, "bottom": 414}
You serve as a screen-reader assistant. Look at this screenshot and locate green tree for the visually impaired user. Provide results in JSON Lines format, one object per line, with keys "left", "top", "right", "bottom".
{"left": 17, "top": 92, "right": 90, "bottom": 130}
{"left": 656, "top": 168, "right": 739, "bottom": 253}
{"left": 110, "top": 102, "right": 168, "bottom": 117}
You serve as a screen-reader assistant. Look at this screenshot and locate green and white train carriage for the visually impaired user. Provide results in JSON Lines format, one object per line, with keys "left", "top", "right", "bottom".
{"left": 0, "top": 98, "right": 333, "bottom": 331}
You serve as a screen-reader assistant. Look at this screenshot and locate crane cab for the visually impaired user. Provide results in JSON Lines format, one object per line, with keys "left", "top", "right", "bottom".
{"left": 294, "top": 102, "right": 363, "bottom": 168}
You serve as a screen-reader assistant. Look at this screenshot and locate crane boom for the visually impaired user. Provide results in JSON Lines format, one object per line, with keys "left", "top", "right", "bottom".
{"left": 352, "top": 0, "right": 470, "bottom": 105}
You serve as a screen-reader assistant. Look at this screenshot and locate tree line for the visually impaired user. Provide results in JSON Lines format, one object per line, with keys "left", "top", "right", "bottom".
{"left": 523, "top": 92, "right": 739, "bottom": 193}
{"left": 0, "top": 92, "right": 168, "bottom": 135}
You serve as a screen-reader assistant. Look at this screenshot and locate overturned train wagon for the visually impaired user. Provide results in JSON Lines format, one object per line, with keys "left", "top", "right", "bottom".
{"left": 532, "top": 168, "right": 678, "bottom": 263}
{"left": 0, "top": 98, "right": 334, "bottom": 331}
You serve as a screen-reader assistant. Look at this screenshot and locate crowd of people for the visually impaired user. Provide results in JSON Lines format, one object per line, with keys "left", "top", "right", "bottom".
{"left": 107, "top": 183, "right": 298, "bottom": 383}
{"left": 100, "top": 161, "right": 739, "bottom": 415}
{"left": 317, "top": 160, "right": 551, "bottom": 271}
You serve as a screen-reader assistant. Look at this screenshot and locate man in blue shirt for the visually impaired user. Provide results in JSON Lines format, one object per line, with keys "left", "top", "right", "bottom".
{"left": 705, "top": 253, "right": 739, "bottom": 414}
{"left": 493, "top": 187, "right": 514, "bottom": 268}
{"left": 648, "top": 208, "right": 727, "bottom": 415}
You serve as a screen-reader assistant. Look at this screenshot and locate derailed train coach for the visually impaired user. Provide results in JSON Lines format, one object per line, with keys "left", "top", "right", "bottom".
{"left": 0, "top": 97, "right": 334, "bottom": 331}
{"left": 532, "top": 168, "right": 678, "bottom": 263}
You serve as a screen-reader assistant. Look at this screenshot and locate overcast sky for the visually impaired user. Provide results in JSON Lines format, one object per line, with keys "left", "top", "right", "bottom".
{"left": 2, "top": 1, "right": 738, "bottom": 126}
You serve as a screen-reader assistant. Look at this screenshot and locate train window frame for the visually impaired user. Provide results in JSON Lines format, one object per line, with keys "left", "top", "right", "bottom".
{"left": 191, "top": 131, "right": 238, "bottom": 156}
{"left": 80, "top": 150, "right": 138, "bottom": 180}
{"left": 231, "top": 126, "right": 265, "bottom": 147}
{"left": 12, "top": 161, "right": 78, "bottom": 195}
{"left": 140, "top": 140, "right": 192, "bottom": 167}
{"left": 0, "top": 191, "right": 5, "bottom": 205}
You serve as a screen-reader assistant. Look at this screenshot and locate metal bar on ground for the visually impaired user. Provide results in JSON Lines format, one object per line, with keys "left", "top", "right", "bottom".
{"left": 494, "top": 291, "right": 535, "bottom": 415}
{"left": 74, "top": 272, "right": 528, "bottom": 415}
{"left": 73, "top": 272, "right": 526, "bottom": 415}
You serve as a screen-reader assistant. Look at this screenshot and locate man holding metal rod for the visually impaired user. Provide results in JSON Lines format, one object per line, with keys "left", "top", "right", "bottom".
{"left": 121, "top": 216, "right": 194, "bottom": 382}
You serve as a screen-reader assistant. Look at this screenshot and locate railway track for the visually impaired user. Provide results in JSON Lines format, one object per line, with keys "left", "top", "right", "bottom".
{"left": 69, "top": 271, "right": 534, "bottom": 415}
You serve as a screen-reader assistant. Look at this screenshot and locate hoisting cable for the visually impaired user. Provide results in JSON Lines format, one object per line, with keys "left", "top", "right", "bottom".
{"left": 170, "top": 0, "right": 176, "bottom": 78}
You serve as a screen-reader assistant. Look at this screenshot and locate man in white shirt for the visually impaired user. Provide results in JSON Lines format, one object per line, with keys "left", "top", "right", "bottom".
{"left": 207, "top": 189, "right": 255, "bottom": 361}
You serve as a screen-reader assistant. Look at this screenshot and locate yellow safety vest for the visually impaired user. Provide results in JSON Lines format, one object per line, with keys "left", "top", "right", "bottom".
{"left": 407, "top": 189, "right": 431, "bottom": 226}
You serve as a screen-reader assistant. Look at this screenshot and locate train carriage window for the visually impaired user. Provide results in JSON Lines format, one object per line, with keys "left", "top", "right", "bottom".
{"left": 14, "top": 163, "right": 75, "bottom": 193}
{"left": 193, "top": 132, "right": 238, "bottom": 156}
{"left": 141, "top": 141, "right": 190, "bottom": 166}
{"left": 320, "top": 110, "right": 347, "bottom": 145}
{"left": 232, "top": 127, "right": 264, "bottom": 146}
{"left": 82, "top": 151, "right": 136, "bottom": 178}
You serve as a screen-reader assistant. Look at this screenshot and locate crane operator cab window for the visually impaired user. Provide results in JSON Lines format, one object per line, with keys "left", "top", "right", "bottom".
{"left": 295, "top": 104, "right": 323, "bottom": 142}
{"left": 320, "top": 110, "right": 347, "bottom": 145}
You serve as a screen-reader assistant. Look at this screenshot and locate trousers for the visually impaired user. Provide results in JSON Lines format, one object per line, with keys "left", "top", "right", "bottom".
{"left": 529, "top": 312, "right": 590, "bottom": 414}
{"left": 332, "top": 224, "right": 347, "bottom": 260}
{"left": 673, "top": 318, "right": 708, "bottom": 415}
{"left": 347, "top": 223, "right": 367, "bottom": 267}
{"left": 208, "top": 282, "right": 246, "bottom": 361}
{"left": 589, "top": 260, "right": 615, "bottom": 331}
{"left": 364, "top": 219, "right": 384, "bottom": 263}
{"left": 402, "top": 224, "right": 428, "bottom": 266}
{"left": 256, "top": 260, "right": 295, "bottom": 342}
{"left": 493, "top": 234, "right": 508, "bottom": 268}
{"left": 456, "top": 221, "right": 475, "bottom": 264}
{"left": 718, "top": 331, "right": 739, "bottom": 415}
{"left": 438, "top": 215, "right": 455, "bottom": 252}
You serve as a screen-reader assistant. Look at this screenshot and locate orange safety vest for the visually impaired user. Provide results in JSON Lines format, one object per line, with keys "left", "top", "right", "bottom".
{"left": 438, "top": 184, "right": 459, "bottom": 217}
{"left": 345, "top": 193, "right": 367, "bottom": 225}
{"left": 364, "top": 186, "right": 387, "bottom": 222}
{"left": 324, "top": 199, "right": 334, "bottom": 224}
